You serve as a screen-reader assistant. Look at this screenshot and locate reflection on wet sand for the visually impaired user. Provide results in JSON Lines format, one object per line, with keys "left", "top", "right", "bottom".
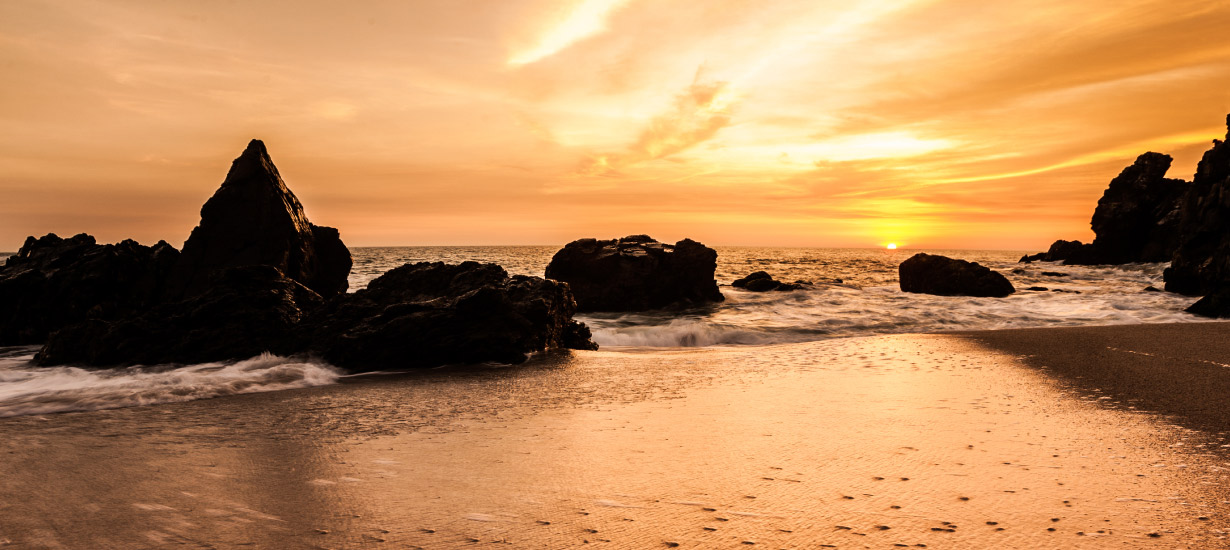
{"left": 2, "top": 334, "right": 1228, "bottom": 548}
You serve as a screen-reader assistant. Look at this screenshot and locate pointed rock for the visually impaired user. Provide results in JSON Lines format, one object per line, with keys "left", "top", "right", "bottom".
{"left": 166, "top": 139, "right": 351, "bottom": 299}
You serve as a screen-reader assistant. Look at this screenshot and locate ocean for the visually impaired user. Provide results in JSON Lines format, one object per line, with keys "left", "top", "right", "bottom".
{"left": 0, "top": 246, "right": 1207, "bottom": 417}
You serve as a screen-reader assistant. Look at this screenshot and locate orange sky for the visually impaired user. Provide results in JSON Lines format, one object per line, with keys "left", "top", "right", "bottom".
{"left": 3, "top": 0, "right": 1230, "bottom": 251}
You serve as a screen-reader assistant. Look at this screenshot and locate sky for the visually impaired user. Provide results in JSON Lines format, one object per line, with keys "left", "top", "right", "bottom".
{"left": 2, "top": 0, "right": 1229, "bottom": 251}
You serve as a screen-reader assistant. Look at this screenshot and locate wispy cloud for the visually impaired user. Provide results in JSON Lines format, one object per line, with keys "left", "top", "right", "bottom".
{"left": 508, "top": 0, "right": 629, "bottom": 66}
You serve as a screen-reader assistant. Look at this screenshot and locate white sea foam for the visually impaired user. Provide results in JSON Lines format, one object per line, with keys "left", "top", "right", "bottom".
{"left": 0, "top": 351, "right": 341, "bottom": 417}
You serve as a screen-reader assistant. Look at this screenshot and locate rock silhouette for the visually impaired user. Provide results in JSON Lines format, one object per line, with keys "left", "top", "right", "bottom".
{"left": 36, "top": 265, "right": 322, "bottom": 366}
{"left": 0, "top": 233, "right": 179, "bottom": 345}
{"left": 899, "top": 253, "right": 1015, "bottom": 297}
{"left": 18, "top": 140, "right": 596, "bottom": 371}
{"left": 165, "top": 139, "right": 351, "bottom": 300}
{"left": 1165, "top": 115, "right": 1230, "bottom": 295}
{"left": 294, "top": 261, "right": 596, "bottom": 372}
{"left": 545, "top": 235, "right": 723, "bottom": 312}
{"left": 732, "top": 271, "right": 806, "bottom": 292}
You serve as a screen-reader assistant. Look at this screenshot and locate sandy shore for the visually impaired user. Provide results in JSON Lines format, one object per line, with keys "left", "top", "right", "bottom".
{"left": 3, "top": 326, "right": 1230, "bottom": 548}
{"left": 960, "top": 321, "right": 1230, "bottom": 433}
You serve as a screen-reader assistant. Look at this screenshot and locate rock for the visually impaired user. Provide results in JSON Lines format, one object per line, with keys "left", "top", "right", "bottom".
{"left": 36, "top": 265, "right": 321, "bottom": 366}
{"left": 898, "top": 253, "right": 1015, "bottom": 298}
{"left": 1185, "top": 289, "right": 1230, "bottom": 318}
{"left": 1165, "top": 116, "right": 1230, "bottom": 295}
{"left": 1026, "top": 286, "right": 1049, "bottom": 291}
{"left": 1082, "top": 152, "right": 1190, "bottom": 264}
{"left": 294, "top": 261, "right": 597, "bottom": 372}
{"left": 545, "top": 235, "right": 723, "bottom": 312}
{"left": 1144, "top": 285, "right": 1161, "bottom": 292}
{"left": 0, "top": 233, "right": 179, "bottom": 345}
{"left": 1018, "top": 252, "right": 1047, "bottom": 263}
{"left": 732, "top": 271, "right": 806, "bottom": 292}
{"left": 1040, "top": 271, "right": 1067, "bottom": 277}
{"left": 166, "top": 139, "right": 351, "bottom": 300}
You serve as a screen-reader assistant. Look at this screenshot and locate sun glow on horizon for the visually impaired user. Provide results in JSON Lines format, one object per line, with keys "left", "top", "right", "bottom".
{"left": 886, "top": 243, "right": 898, "bottom": 250}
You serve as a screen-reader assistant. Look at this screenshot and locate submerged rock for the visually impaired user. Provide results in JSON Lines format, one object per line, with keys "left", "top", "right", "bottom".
{"left": 545, "top": 235, "right": 723, "bottom": 312}
{"left": 166, "top": 139, "right": 351, "bottom": 300}
{"left": 295, "top": 261, "right": 597, "bottom": 372}
{"left": 36, "top": 265, "right": 321, "bottom": 366}
{"left": 899, "top": 253, "right": 1015, "bottom": 298}
{"left": 0, "top": 233, "right": 179, "bottom": 345}
{"left": 732, "top": 271, "right": 806, "bottom": 292}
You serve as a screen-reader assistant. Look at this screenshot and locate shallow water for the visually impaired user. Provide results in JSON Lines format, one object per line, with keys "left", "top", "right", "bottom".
{"left": 2, "top": 336, "right": 1227, "bottom": 548}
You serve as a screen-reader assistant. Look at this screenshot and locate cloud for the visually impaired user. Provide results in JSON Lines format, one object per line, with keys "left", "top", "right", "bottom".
{"left": 579, "top": 74, "right": 738, "bottom": 176}
{"left": 508, "top": 0, "right": 630, "bottom": 66}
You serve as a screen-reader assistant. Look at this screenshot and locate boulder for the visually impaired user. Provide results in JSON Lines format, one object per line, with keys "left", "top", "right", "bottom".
{"left": 36, "top": 265, "right": 321, "bottom": 366}
{"left": 166, "top": 139, "right": 351, "bottom": 300}
{"left": 1185, "top": 289, "right": 1230, "bottom": 318}
{"left": 899, "top": 253, "right": 1015, "bottom": 298}
{"left": 0, "top": 233, "right": 179, "bottom": 345}
{"left": 732, "top": 271, "right": 806, "bottom": 292}
{"left": 545, "top": 235, "right": 724, "bottom": 312}
{"left": 294, "top": 261, "right": 597, "bottom": 372}
{"left": 1165, "top": 116, "right": 1230, "bottom": 295}
{"left": 1019, "top": 239, "right": 1098, "bottom": 264}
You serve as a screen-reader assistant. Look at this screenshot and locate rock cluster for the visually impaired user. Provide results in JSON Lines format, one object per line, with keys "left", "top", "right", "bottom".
{"left": 4, "top": 140, "right": 596, "bottom": 370}
{"left": 1016, "top": 113, "right": 1230, "bottom": 315}
{"left": 731, "top": 271, "right": 806, "bottom": 292}
{"left": 899, "top": 253, "right": 1015, "bottom": 298}
{"left": 545, "top": 235, "right": 723, "bottom": 312}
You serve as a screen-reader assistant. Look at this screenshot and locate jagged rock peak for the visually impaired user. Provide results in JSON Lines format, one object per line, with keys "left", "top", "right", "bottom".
{"left": 166, "top": 139, "right": 351, "bottom": 299}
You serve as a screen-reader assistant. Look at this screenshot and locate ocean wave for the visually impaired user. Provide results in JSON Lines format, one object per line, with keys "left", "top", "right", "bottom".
{"left": 0, "top": 352, "right": 341, "bottom": 417}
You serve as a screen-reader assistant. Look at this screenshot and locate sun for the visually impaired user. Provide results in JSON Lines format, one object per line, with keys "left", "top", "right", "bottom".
{"left": 886, "top": 243, "right": 897, "bottom": 250}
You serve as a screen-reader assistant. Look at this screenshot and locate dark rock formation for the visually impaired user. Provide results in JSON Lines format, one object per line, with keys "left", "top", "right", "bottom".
{"left": 0, "top": 233, "right": 179, "bottom": 345}
{"left": 1165, "top": 116, "right": 1230, "bottom": 295}
{"left": 1018, "top": 239, "right": 1097, "bottom": 263}
{"left": 166, "top": 139, "right": 351, "bottom": 300}
{"left": 1078, "top": 152, "right": 1191, "bottom": 264}
{"left": 732, "top": 271, "right": 805, "bottom": 292}
{"left": 1040, "top": 271, "right": 1067, "bottom": 277}
{"left": 1186, "top": 289, "right": 1230, "bottom": 318}
{"left": 899, "top": 253, "right": 1015, "bottom": 298}
{"left": 294, "top": 261, "right": 597, "bottom": 372}
{"left": 36, "top": 266, "right": 320, "bottom": 366}
{"left": 545, "top": 235, "right": 723, "bottom": 312}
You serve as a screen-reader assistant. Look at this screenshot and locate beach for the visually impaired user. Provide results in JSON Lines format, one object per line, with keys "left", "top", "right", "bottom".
{"left": 4, "top": 323, "right": 1230, "bottom": 549}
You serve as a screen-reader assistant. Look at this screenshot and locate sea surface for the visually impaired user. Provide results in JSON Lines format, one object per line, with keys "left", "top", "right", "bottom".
{"left": 0, "top": 246, "right": 1210, "bottom": 417}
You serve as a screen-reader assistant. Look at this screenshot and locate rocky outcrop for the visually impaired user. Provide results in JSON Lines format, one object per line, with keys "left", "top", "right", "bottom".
{"left": 1019, "top": 153, "right": 1190, "bottom": 265}
{"left": 1082, "top": 152, "right": 1190, "bottom": 264}
{"left": 293, "top": 261, "right": 597, "bottom": 372}
{"left": 732, "top": 271, "right": 806, "bottom": 292}
{"left": 1164, "top": 116, "right": 1230, "bottom": 295}
{"left": 545, "top": 235, "right": 724, "bottom": 312}
{"left": 165, "top": 140, "right": 351, "bottom": 300}
{"left": 0, "top": 233, "right": 179, "bottom": 345}
{"left": 899, "top": 253, "right": 1015, "bottom": 298}
{"left": 36, "top": 266, "right": 321, "bottom": 366}
{"left": 19, "top": 140, "right": 596, "bottom": 372}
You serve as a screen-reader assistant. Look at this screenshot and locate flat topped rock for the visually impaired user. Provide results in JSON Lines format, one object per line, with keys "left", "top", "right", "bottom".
{"left": 899, "top": 253, "right": 1015, "bottom": 298}
{"left": 546, "top": 235, "right": 724, "bottom": 312}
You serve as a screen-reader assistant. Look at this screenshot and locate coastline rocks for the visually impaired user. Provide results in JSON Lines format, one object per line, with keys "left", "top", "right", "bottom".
{"left": 899, "top": 253, "right": 1015, "bottom": 297}
{"left": 1185, "top": 289, "right": 1230, "bottom": 318}
{"left": 1081, "top": 152, "right": 1190, "bottom": 264}
{"left": 165, "top": 139, "right": 351, "bottom": 300}
{"left": 1164, "top": 116, "right": 1230, "bottom": 295}
{"left": 732, "top": 271, "right": 805, "bottom": 292}
{"left": 545, "top": 235, "right": 723, "bottom": 312}
{"left": 36, "top": 266, "right": 321, "bottom": 366}
{"left": 295, "top": 261, "right": 597, "bottom": 372}
{"left": 0, "top": 233, "right": 179, "bottom": 345}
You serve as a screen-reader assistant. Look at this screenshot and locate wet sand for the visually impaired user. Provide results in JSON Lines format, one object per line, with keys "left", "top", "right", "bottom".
{"left": 3, "top": 328, "right": 1230, "bottom": 548}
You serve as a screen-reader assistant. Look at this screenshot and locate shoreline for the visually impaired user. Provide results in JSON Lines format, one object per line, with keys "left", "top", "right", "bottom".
{"left": 958, "top": 321, "right": 1230, "bottom": 433}
{"left": 3, "top": 329, "right": 1230, "bottom": 547}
